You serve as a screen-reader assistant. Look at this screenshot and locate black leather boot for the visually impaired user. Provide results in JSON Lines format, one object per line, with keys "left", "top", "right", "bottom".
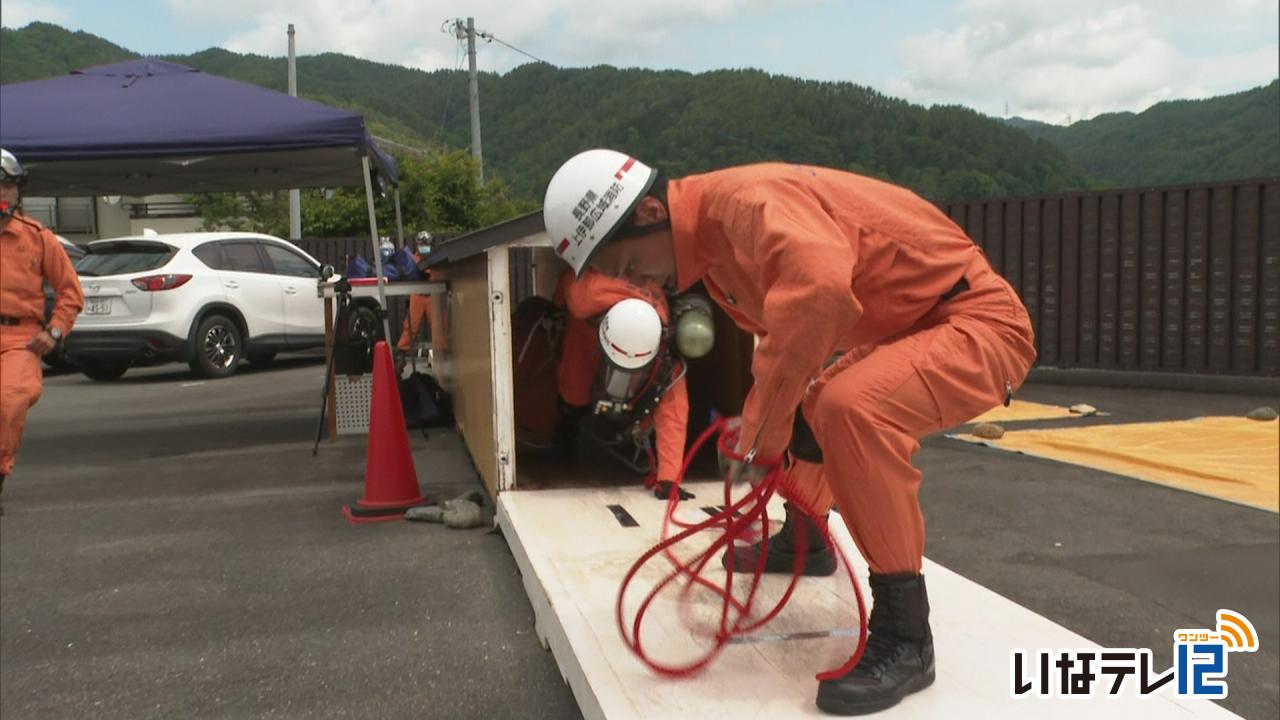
{"left": 721, "top": 502, "right": 837, "bottom": 577}
{"left": 816, "top": 572, "right": 935, "bottom": 715}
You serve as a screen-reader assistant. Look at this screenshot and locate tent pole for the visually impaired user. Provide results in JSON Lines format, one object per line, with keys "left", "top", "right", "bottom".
{"left": 287, "top": 24, "right": 302, "bottom": 240}
{"left": 393, "top": 187, "right": 405, "bottom": 247}
{"left": 361, "top": 155, "right": 394, "bottom": 346}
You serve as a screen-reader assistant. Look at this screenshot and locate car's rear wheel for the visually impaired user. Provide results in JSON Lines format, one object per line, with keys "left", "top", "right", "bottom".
{"left": 347, "top": 304, "right": 383, "bottom": 346}
{"left": 43, "top": 349, "right": 77, "bottom": 372}
{"left": 190, "top": 315, "right": 242, "bottom": 379}
{"left": 81, "top": 360, "right": 129, "bottom": 381}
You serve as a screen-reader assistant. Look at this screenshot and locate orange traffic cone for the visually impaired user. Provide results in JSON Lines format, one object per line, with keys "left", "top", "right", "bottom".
{"left": 342, "top": 341, "right": 432, "bottom": 524}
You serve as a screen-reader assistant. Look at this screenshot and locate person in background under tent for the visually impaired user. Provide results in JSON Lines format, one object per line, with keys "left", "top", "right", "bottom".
{"left": 542, "top": 149, "right": 1036, "bottom": 715}
{"left": 0, "top": 148, "right": 84, "bottom": 516}
{"left": 396, "top": 231, "right": 438, "bottom": 359}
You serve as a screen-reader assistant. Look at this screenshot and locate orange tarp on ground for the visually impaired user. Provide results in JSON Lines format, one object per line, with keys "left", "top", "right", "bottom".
{"left": 951, "top": 416, "right": 1279, "bottom": 513}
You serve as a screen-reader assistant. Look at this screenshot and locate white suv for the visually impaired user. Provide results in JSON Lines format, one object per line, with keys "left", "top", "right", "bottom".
{"left": 67, "top": 232, "right": 335, "bottom": 380}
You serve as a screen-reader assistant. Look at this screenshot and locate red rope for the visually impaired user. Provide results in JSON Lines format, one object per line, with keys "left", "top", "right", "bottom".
{"left": 615, "top": 416, "right": 868, "bottom": 681}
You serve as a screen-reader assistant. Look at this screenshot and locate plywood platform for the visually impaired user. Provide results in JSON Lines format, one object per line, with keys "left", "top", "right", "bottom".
{"left": 498, "top": 482, "right": 1242, "bottom": 719}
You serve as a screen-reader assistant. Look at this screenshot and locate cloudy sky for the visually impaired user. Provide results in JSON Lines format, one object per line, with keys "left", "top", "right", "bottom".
{"left": 3, "top": 0, "right": 1277, "bottom": 123}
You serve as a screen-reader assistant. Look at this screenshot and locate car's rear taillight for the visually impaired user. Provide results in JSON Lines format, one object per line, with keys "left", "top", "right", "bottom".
{"left": 131, "top": 274, "right": 192, "bottom": 291}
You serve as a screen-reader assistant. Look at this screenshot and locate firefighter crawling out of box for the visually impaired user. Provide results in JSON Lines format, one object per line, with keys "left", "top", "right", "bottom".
{"left": 540, "top": 149, "right": 1037, "bottom": 715}
{"left": 511, "top": 266, "right": 715, "bottom": 500}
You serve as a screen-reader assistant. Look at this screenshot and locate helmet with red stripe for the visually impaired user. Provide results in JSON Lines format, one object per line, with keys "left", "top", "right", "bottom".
{"left": 543, "top": 149, "right": 657, "bottom": 276}
{"left": 599, "top": 298, "right": 662, "bottom": 370}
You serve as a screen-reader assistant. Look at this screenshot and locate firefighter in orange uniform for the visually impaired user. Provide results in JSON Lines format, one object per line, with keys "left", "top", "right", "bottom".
{"left": 543, "top": 150, "right": 1036, "bottom": 715}
{"left": 396, "top": 232, "right": 437, "bottom": 355}
{"left": 1, "top": 149, "right": 85, "bottom": 514}
{"left": 553, "top": 268, "right": 692, "bottom": 497}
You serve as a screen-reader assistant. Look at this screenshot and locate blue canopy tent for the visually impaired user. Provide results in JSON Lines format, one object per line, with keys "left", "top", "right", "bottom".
{"left": 0, "top": 58, "right": 404, "bottom": 325}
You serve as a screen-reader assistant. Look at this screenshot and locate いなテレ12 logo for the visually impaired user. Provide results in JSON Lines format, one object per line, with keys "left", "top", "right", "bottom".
{"left": 1012, "top": 609, "right": 1259, "bottom": 699}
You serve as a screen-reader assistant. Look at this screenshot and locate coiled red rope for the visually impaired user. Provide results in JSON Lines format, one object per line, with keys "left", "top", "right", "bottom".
{"left": 615, "top": 415, "right": 868, "bottom": 681}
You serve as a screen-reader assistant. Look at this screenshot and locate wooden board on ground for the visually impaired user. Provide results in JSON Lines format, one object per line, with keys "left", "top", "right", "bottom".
{"left": 499, "top": 482, "right": 1243, "bottom": 719}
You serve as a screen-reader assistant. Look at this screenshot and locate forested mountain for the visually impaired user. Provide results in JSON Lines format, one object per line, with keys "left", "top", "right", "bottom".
{"left": 1008, "top": 81, "right": 1279, "bottom": 188}
{"left": 6, "top": 21, "right": 1275, "bottom": 204}
{"left": 1, "top": 22, "right": 1088, "bottom": 201}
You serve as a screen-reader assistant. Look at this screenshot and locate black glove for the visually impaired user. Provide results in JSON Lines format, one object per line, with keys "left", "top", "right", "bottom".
{"left": 789, "top": 412, "right": 823, "bottom": 464}
{"left": 653, "top": 481, "right": 695, "bottom": 501}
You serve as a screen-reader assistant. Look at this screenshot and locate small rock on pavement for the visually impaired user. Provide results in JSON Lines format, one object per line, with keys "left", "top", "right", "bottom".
{"left": 1069, "top": 403, "right": 1098, "bottom": 416}
{"left": 405, "top": 506, "right": 445, "bottom": 523}
{"left": 1246, "top": 406, "right": 1279, "bottom": 421}
{"left": 443, "top": 500, "right": 485, "bottom": 529}
{"left": 972, "top": 422, "right": 1005, "bottom": 439}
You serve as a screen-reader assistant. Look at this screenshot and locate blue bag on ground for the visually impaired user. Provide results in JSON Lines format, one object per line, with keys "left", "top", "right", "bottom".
{"left": 400, "top": 372, "right": 454, "bottom": 429}
{"left": 392, "top": 246, "right": 424, "bottom": 281}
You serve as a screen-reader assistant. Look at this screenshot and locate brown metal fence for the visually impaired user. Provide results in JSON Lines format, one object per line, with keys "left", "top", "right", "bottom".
{"left": 942, "top": 178, "right": 1280, "bottom": 377}
{"left": 291, "top": 236, "right": 369, "bottom": 268}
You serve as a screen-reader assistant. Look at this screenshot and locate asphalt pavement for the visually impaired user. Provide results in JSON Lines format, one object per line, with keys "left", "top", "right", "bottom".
{"left": 1, "top": 359, "right": 1276, "bottom": 719}
{"left": 1, "top": 357, "right": 582, "bottom": 720}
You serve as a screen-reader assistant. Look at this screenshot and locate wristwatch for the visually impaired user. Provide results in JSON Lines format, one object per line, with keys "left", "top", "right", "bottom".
{"left": 47, "top": 327, "right": 63, "bottom": 342}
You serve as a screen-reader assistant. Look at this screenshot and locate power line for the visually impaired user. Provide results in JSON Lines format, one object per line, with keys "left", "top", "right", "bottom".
{"left": 476, "top": 29, "right": 551, "bottom": 66}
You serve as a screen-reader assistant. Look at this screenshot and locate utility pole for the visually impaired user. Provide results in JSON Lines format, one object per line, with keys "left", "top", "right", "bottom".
{"left": 464, "top": 17, "right": 483, "bottom": 183}
{"left": 287, "top": 24, "right": 301, "bottom": 240}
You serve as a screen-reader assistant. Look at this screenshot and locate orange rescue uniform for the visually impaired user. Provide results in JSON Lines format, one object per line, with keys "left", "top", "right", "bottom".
{"left": 554, "top": 269, "right": 690, "bottom": 483}
{"left": 395, "top": 251, "right": 438, "bottom": 354}
{"left": 667, "top": 164, "right": 1036, "bottom": 574}
{"left": 396, "top": 293, "right": 435, "bottom": 353}
{"left": 1, "top": 214, "right": 84, "bottom": 475}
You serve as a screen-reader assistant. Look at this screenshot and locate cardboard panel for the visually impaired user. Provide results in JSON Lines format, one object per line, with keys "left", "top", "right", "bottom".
{"left": 446, "top": 253, "right": 501, "bottom": 499}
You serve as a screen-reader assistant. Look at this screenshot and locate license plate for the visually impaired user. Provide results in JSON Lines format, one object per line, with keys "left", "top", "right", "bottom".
{"left": 85, "top": 297, "right": 111, "bottom": 315}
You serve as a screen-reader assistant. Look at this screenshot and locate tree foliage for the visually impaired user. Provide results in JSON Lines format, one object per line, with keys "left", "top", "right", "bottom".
{"left": 1008, "top": 80, "right": 1280, "bottom": 187}
{"left": 184, "top": 149, "right": 533, "bottom": 237}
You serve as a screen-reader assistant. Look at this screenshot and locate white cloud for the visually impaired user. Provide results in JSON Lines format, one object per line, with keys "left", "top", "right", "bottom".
{"left": 162, "top": 0, "right": 794, "bottom": 71}
{"left": 888, "top": 0, "right": 1279, "bottom": 123}
{"left": 0, "top": 0, "right": 71, "bottom": 28}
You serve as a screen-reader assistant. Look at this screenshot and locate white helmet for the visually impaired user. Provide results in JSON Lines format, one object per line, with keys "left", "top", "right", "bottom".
{"left": 599, "top": 298, "right": 663, "bottom": 370}
{"left": 1, "top": 149, "right": 27, "bottom": 184}
{"left": 543, "top": 149, "right": 657, "bottom": 276}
